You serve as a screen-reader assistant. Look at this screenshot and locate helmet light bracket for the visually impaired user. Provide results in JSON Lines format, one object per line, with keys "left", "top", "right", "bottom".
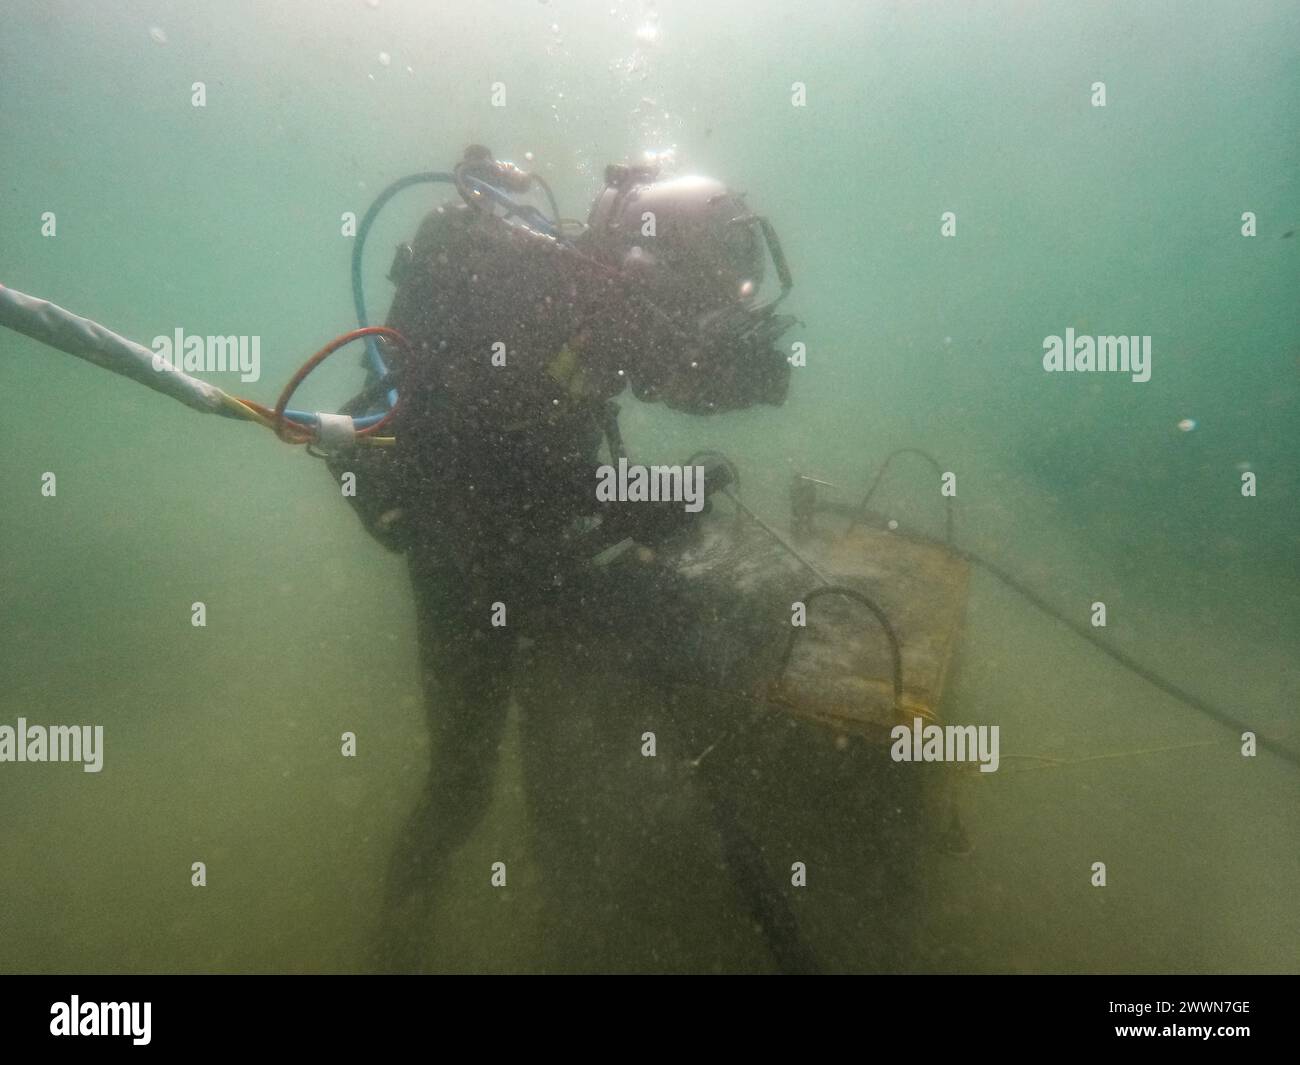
{"left": 727, "top": 212, "right": 794, "bottom": 315}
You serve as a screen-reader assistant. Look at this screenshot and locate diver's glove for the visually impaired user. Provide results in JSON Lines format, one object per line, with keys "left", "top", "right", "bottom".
{"left": 593, "top": 455, "right": 735, "bottom": 549}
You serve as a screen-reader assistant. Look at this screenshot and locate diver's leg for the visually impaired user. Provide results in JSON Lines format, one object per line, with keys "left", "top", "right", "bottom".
{"left": 513, "top": 564, "right": 740, "bottom": 971}
{"left": 515, "top": 648, "right": 669, "bottom": 971}
{"left": 377, "top": 547, "right": 514, "bottom": 971}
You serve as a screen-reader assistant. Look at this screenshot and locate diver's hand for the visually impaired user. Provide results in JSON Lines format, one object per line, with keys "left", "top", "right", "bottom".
{"left": 597, "top": 457, "right": 733, "bottom": 547}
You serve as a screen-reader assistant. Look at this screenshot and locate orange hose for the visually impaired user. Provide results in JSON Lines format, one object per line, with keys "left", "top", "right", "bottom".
{"left": 271, "top": 327, "right": 410, "bottom": 444}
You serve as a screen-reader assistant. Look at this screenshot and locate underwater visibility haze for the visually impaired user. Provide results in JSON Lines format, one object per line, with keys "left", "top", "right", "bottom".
{"left": 0, "top": 0, "right": 1297, "bottom": 975}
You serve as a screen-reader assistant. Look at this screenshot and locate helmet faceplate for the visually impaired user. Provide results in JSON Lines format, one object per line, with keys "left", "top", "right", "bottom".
{"left": 581, "top": 163, "right": 797, "bottom": 414}
{"left": 584, "top": 172, "right": 768, "bottom": 319}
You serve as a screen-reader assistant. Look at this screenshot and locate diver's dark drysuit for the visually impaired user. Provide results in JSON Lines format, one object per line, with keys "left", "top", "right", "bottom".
{"left": 331, "top": 202, "right": 795, "bottom": 970}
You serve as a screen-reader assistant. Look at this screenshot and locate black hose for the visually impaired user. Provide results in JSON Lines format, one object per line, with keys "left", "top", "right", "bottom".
{"left": 849, "top": 448, "right": 955, "bottom": 545}
{"left": 840, "top": 447, "right": 1297, "bottom": 769}
{"left": 776, "top": 585, "right": 904, "bottom": 710}
{"left": 862, "top": 507, "right": 1300, "bottom": 770}
{"left": 955, "top": 545, "right": 1299, "bottom": 769}
{"left": 529, "top": 173, "right": 562, "bottom": 226}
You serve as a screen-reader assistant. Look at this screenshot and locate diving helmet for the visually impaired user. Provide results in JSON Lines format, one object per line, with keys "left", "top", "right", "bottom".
{"left": 581, "top": 161, "right": 797, "bottom": 412}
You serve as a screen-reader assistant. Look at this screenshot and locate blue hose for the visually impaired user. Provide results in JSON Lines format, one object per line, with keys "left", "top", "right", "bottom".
{"left": 340, "top": 166, "right": 563, "bottom": 430}
{"left": 350, "top": 171, "right": 456, "bottom": 422}
{"left": 275, "top": 173, "right": 459, "bottom": 431}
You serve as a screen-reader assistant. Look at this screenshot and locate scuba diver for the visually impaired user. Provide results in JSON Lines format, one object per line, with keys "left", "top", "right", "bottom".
{"left": 328, "top": 146, "right": 799, "bottom": 970}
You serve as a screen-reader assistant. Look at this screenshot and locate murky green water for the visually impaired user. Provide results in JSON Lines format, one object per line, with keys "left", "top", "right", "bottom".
{"left": 1, "top": 0, "right": 1296, "bottom": 973}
